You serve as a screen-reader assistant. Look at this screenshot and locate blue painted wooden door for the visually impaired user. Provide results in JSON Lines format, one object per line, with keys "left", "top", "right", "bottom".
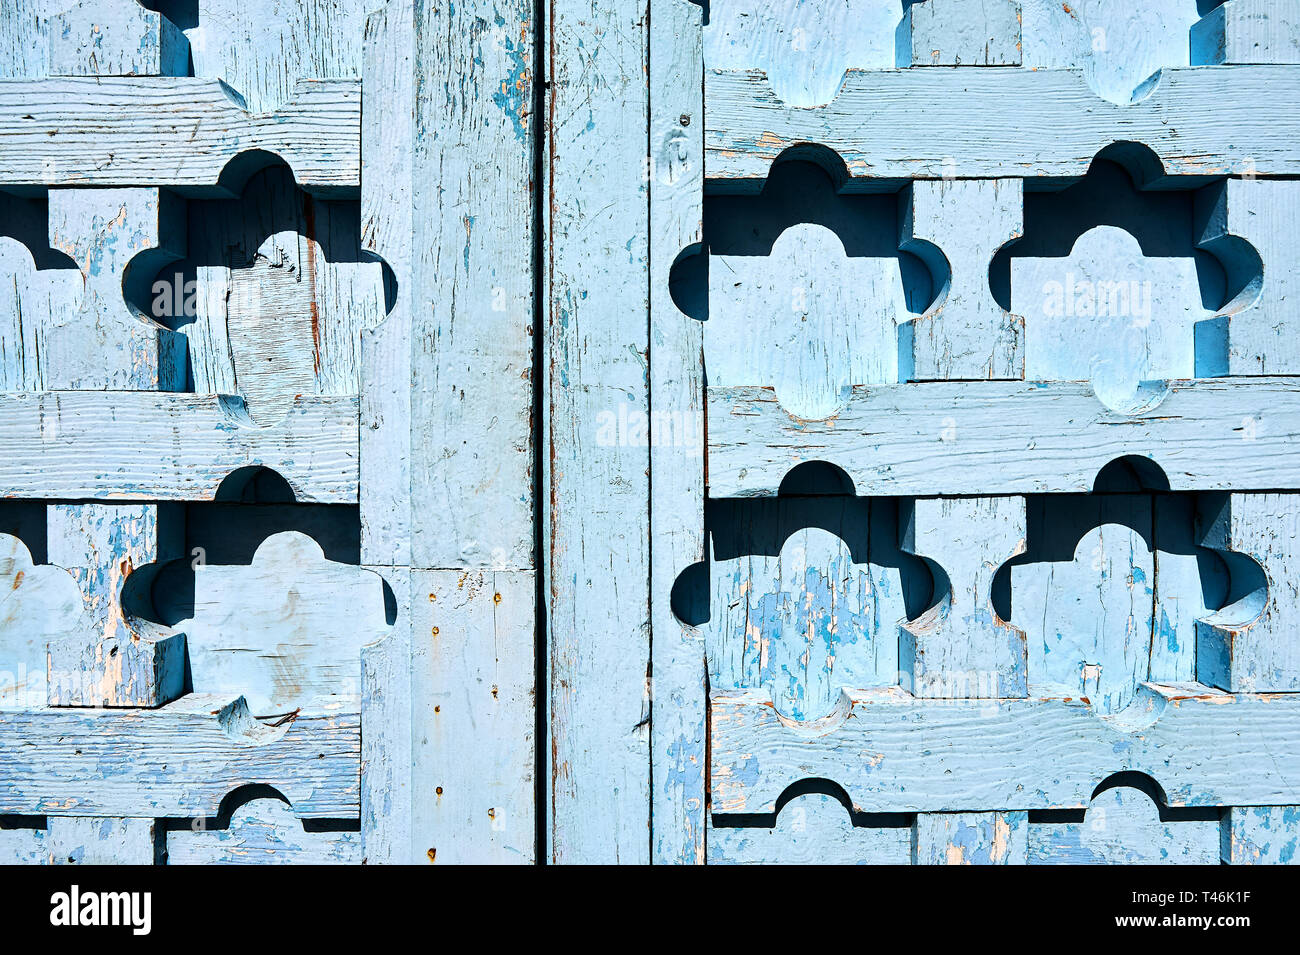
{"left": 2, "top": 0, "right": 1300, "bottom": 865}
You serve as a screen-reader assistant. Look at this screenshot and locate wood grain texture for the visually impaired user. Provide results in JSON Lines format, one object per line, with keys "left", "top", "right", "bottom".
{"left": 359, "top": 0, "right": 414, "bottom": 570}
{"left": 1029, "top": 786, "right": 1219, "bottom": 865}
{"left": 182, "top": 531, "right": 389, "bottom": 714}
{"left": 1, "top": 0, "right": 187, "bottom": 80}
{"left": 1014, "top": 226, "right": 1202, "bottom": 413}
{"left": 1222, "top": 805, "right": 1300, "bottom": 864}
{"left": 409, "top": 0, "right": 534, "bottom": 571}
{"left": 0, "top": 533, "right": 83, "bottom": 710}
{"left": 703, "top": 0, "right": 898, "bottom": 107}
{"left": 166, "top": 798, "right": 361, "bottom": 865}
{"left": 1018, "top": 0, "right": 1200, "bottom": 105}
{"left": 46, "top": 188, "right": 184, "bottom": 392}
{"left": 356, "top": 0, "right": 415, "bottom": 865}
{"left": 47, "top": 0, "right": 188, "bottom": 78}
{"left": 705, "top": 67, "right": 1299, "bottom": 186}
{"left": 0, "top": 233, "right": 82, "bottom": 392}
{"left": 412, "top": 569, "right": 535, "bottom": 863}
{"left": 706, "top": 527, "right": 900, "bottom": 720}
{"left": 1197, "top": 493, "right": 1300, "bottom": 693}
{"left": 711, "top": 682, "right": 1300, "bottom": 814}
{"left": 1198, "top": 179, "right": 1300, "bottom": 375}
{"left": 0, "top": 694, "right": 358, "bottom": 818}
{"left": 903, "top": 178, "right": 1024, "bottom": 380}
{"left": 649, "top": 0, "right": 707, "bottom": 865}
{"left": 0, "top": 392, "right": 358, "bottom": 503}
{"left": 183, "top": 0, "right": 368, "bottom": 115}
{"left": 44, "top": 815, "right": 156, "bottom": 865}
{"left": 1015, "top": 524, "right": 1163, "bottom": 714}
{"left": 360, "top": 564, "right": 411, "bottom": 863}
{"left": 46, "top": 503, "right": 186, "bottom": 708}
{"left": 709, "top": 793, "right": 910, "bottom": 864}
{"left": 546, "top": 0, "right": 650, "bottom": 864}
{"left": 0, "top": 77, "right": 359, "bottom": 193}
{"left": 176, "top": 168, "right": 387, "bottom": 424}
{"left": 913, "top": 811, "right": 1028, "bottom": 865}
{"left": 404, "top": 0, "right": 537, "bottom": 864}
{"left": 707, "top": 379, "right": 1300, "bottom": 498}
{"left": 709, "top": 223, "right": 903, "bottom": 418}
{"left": 1193, "top": 0, "right": 1300, "bottom": 65}
{"left": 901, "top": 497, "right": 1027, "bottom": 698}
{"left": 903, "top": 0, "right": 1023, "bottom": 67}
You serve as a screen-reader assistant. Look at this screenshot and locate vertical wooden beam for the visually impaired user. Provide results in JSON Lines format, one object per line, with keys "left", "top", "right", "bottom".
{"left": 546, "top": 0, "right": 651, "bottom": 863}
{"left": 403, "top": 0, "right": 537, "bottom": 864}
{"left": 359, "top": 0, "right": 416, "bottom": 866}
{"left": 649, "top": 0, "right": 705, "bottom": 865}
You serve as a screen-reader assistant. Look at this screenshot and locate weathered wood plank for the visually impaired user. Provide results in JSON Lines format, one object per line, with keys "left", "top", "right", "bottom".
{"left": 705, "top": 527, "right": 898, "bottom": 720}
{"left": 0, "top": 392, "right": 358, "bottom": 503}
{"left": 409, "top": 0, "right": 534, "bottom": 570}
{"left": 182, "top": 531, "right": 389, "bottom": 714}
{"left": 0, "top": 78, "right": 359, "bottom": 193}
{"left": 45, "top": 816, "right": 156, "bottom": 865}
{"left": 707, "top": 379, "right": 1300, "bottom": 498}
{"left": 703, "top": 0, "right": 898, "bottom": 107}
{"left": 709, "top": 794, "right": 910, "bottom": 864}
{"left": 711, "top": 683, "right": 1300, "bottom": 814}
{"left": 0, "top": 694, "right": 358, "bottom": 818}
{"left": 358, "top": 0, "right": 415, "bottom": 570}
{"left": 903, "top": 178, "right": 1024, "bottom": 381}
{"left": 1014, "top": 226, "right": 1203, "bottom": 413}
{"left": 901, "top": 497, "right": 1027, "bottom": 698}
{"left": 1198, "top": 179, "right": 1300, "bottom": 375}
{"left": 1193, "top": 0, "right": 1300, "bottom": 65}
{"left": 45, "top": 503, "right": 185, "bottom": 708}
{"left": 357, "top": 0, "right": 416, "bottom": 865}
{"left": 1018, "top": 0, "right": 1201, "bottom": 105}
{"left": 166, "top": 798, "right": 361, "bottom": 865}
{"left": 0, "top": 227, "right": 81, "bottom": 392}
{"left": 47, "top": 0, "right": 188, "bottom": 79}
{"left": 546, "top": 0, "right": 650, "bottom": 864}
{"left": 2, "top": 0, "right": 188, "bottom": 81}
{"left": 175, "top": 168, "right": 387, "bottom": 423}
{"left": 1014, "top": 523, "right": 1157, "bottom": 714}
{"left": 1222, "top": 805, "right": 1300, "bottom": 864}
{"left": 359, "top": 564, "right": 411, "bottom": 864}
{"left": 183, "top": 0, "right": 367, "bottom": 115}
{"left": 913, "top": 811, "right": 1028, "bottom": 865}
{"left": 649, "top": 0, "right": 707, "bottom": 865}
{"left": 902, "top": 0, "right": 1023, "bottom": 68}
{"left": 401, "top": 0, "right": 537, "bottom": 865}
{"left": 708, "top": 223, "right": 903, "bottom": 418}
{"left": 412, "top": 569, "right": 535, "bottom": 864}
{"left": 1029, "top": 786, "right": 1219, "bottom": 865}
{"left": 0, "top": 533, "right": 83, "bottom": 710}
{"left": 46, "top": 187, "right": 184, "bottom": 391}
{"left": 705, "top": 67, "right": 1299, "bottom": 186}
{"left": 1197, "top": 493, "right": 1300, "bottom": 693}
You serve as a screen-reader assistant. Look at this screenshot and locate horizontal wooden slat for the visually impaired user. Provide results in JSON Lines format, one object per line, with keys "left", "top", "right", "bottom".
{"left": 165, "top": 799, "right": 361, "bottom": 864}
{"left": 707, "top": 378, "right": 1300, "bottom": 497}
{"left": 0, "top": 695, "right": 358, "bottom": 818}
{"left": 711, "top": 683, "right": 1300, "bottom": 814}
{"left": 705, "top": 66, "right": 1300, "bottom": 187}
{"left": 0, "top": 392, "right": 358, "bottom": 502}
{"left": 0, "top": 78, "right": 358, "bottom": 194}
